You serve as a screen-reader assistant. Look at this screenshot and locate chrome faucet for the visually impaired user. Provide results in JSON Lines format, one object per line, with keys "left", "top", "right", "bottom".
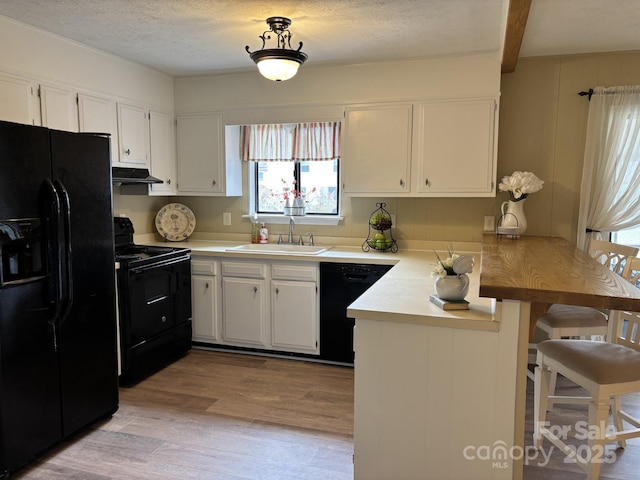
{"left": 288, "top": 216, "right": 295, "bottom": 244}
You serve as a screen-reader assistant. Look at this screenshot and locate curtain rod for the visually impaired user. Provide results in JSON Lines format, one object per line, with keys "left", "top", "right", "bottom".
{"left": 578, "top": 88, "right": 594, "bottom": 100}
{"left": 578, "top": 86, "right": 640, "bottom": 100}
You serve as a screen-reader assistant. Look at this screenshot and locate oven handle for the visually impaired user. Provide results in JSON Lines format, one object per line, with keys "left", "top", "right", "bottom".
{"left": 129, "top": 255, "right": 190, "bottom": 274}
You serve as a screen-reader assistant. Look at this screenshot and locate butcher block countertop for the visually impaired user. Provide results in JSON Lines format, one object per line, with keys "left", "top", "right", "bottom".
{"left": 479, "top": 234, "right": 640, "bottom": 338}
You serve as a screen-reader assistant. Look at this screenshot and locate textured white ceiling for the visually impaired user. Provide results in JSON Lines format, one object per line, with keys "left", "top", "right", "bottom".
{"left": 0, "top": 0, "right": 638, "bottom": 77}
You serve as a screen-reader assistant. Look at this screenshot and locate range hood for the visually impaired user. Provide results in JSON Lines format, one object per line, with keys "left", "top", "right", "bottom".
{"left": 112, "top": 167, "right": 163, "bottom": 186}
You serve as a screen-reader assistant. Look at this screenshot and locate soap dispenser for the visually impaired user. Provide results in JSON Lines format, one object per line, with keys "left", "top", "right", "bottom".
{"left": 259, "top": 223, "right": 269, "bottom": 244}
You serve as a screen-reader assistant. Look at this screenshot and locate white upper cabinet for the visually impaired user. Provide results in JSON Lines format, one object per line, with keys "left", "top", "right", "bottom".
{"left": 39, "top": 83, "right": 78, "bottom": 132}
{"left": 176, "top": 113, "right": 242, "bottom": 196}
{"left": 77, "top": 93, "right": 118, "bottom": 163}
{"left": 116, "top": 102, "right": 150, "bottom": 168}
{"left": 148, "top": 110, "right": 177, "bottom": 195}
{"left": 342, "top": 97, "right": 498, "bottom": 197}
{"left": 412, "top": 98, "right": 498, "bottom": 196}
{"left": 342, "top": 103, "right": 412, "bottom": 194}
{"left": 0, "top": 72, "right": 35, "bottom": 125}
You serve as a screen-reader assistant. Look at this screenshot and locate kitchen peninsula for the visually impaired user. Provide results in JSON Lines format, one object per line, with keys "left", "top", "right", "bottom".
{"left": 349, "top": 234, "right": 640, "bottom": 480}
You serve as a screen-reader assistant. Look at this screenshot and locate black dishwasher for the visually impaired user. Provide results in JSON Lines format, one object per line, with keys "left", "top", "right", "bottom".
{"left": 320, "top": 262, "right": 393, "bottom": 364}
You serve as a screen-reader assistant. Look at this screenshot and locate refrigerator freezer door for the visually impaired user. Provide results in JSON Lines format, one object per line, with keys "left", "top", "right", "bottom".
{"left": 0, "top": 121, "right": 63, "bottom": 472}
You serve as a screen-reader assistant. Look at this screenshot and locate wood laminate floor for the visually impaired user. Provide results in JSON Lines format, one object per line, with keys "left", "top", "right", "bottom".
{"left": 12, "top": 349, "right": 640, "bottom": 479}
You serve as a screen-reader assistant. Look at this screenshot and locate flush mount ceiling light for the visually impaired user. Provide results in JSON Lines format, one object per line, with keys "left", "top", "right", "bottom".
{"left": 245, "top": 17, "right": 308, "bottom": 82}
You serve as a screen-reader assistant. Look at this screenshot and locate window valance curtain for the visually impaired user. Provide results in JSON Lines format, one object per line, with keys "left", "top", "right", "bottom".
{"left": 240, "top": 122, "right": 341, "bottom": 162}
{"left": 577, "top": 85, "right": 640, "bottom": 250}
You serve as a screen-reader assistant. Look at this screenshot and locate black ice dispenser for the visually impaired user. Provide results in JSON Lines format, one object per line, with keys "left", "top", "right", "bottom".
{"left": 0, "top": 218, "right": 46, "bottom": 287}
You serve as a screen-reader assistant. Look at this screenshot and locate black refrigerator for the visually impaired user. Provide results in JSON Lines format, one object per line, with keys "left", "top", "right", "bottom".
{"left": 0, "top": 120, "right": 119, "bottom": 475}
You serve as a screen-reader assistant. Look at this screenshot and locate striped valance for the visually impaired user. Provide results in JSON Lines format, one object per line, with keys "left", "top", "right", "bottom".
{"left": 240, "top": 122, "right": 341, "bottom": 162}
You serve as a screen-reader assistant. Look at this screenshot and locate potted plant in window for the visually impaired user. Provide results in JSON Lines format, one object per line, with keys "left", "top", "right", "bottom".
{"left": 275, "top": 179, "right": 315, "bottom": 216}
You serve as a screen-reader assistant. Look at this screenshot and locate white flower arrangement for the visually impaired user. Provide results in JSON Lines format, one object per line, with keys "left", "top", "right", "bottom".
{"left": 498, "top": 171, "right": 544, "bottom": 202}
{"left": 431, "top": 246, "right": 475, "bottom": 278}
{"left": 432, "top": 253, "right": 461, "bottom": 277}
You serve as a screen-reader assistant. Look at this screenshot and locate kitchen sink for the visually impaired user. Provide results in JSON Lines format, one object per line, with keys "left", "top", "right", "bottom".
{"left": 226, "top": 244, "right": 332, "bottom": 255}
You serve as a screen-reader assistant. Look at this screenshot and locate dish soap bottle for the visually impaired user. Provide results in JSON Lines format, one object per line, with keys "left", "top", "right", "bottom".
{"left": 259, "top": 223, "right": 269, "bottom": 244}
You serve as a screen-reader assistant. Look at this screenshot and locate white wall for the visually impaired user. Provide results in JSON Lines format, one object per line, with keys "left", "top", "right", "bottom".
{"left": 175, "top": 54, "right": 500, "bottom": 116}
{"left": 0, "top": 15, "right": 173, "bottom": 110}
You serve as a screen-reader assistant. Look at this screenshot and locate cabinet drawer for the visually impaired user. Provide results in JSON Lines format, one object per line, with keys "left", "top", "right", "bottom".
{"left": 192, "top": 260, "right": 218, "bottom": 275}
{"left": 221, "top": 261, "right": 266, "bottom": 279}
{"left": 272, "top": 264, "right": 317, "bottom": 282}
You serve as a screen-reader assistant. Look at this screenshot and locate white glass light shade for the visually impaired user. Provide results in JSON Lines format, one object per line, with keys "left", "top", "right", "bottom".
{"left": 256, "top": 58, "right": 301, "bottom": 81}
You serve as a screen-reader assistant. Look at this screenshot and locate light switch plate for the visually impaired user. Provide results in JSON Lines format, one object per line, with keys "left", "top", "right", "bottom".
{"left": 223, "top": 212, "right": 231, "bottom": 226}
{"left": 483, "top": 215, "right": 495, "bottom": 232}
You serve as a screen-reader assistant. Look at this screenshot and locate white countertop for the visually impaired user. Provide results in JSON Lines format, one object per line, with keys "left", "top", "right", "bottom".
{"left": 145, "top": 239, "right": 498, "bottom": 332}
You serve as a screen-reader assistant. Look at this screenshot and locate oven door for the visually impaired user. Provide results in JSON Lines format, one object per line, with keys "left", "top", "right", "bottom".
{"left": 120, "top": 256, "right": 191, "bottom": 347}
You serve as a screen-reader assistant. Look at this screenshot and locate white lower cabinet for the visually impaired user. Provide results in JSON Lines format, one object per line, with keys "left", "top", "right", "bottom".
{"left": 195, "top": 258, "right": 319, "bottom": 355}
{"left": 271, "top": 264, "right": 318, "bottom": 354}
{"left": 191, "top": 258, "right": 220, "bottom": 343}
{"left": 222, "top": 276, "right": 268, "bottom": 347}
{"left": 221, "top": 260, "right": 269, "bottom": 348}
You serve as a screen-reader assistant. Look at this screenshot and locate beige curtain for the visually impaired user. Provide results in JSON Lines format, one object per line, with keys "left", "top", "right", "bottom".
{"left": 577, "top": 85, "right": 640, "bottom": 250}
{"left": 240, "top": 122, "right": 341, "bottom": 162}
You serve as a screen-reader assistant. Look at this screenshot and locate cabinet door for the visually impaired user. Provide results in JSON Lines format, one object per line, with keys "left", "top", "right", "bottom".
{"left": 192, "top": 274, "right": 219, "bottom": 342}
{"left": 271, "top": 280, "right": 318, "bottom": 353}
{"left": 222, "top": 277, "right": 268, "bottom": 347}
{"left": 149, "top": 110, "right": 177, "bottom": 195}
{"left": 342, "top": 104, "right": 412, "bottom": 194}
{"left": 412, "top": 98, "right": 497, "bottom": 196}
{"left": 78, "top": 93, "right": 118, "bottom": 164}
{"left": 0, "top": 72, "right": 35, "bottom": 125}
{"left": 117, "top": 103, "right": 150, "bottom": 167}
{"left": 40, "top": 84, "right": 78, "bottom": 132}
{"left": 176, "top": 113, "right": 224, "bottom": 194}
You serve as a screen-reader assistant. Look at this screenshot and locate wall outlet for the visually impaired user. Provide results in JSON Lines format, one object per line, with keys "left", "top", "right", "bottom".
{"left": 223, "top": 212, "right": 231, "bottom": 226}
{"left": 483, "top": 215, "right": 495, "bottom": 232}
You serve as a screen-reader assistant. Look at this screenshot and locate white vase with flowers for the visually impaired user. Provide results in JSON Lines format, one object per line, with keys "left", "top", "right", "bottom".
{"left": 431, "top": 246, "right": 475, "bottom": 301}
{"left": 497, "top": 171, "right": 544, "bottom": 234}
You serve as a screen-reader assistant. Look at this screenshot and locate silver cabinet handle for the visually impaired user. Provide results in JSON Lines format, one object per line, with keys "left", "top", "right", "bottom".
{"left": 425, "top": 178, "right": 431, "bottom": 187}
{"left": 399, "top": 179, "right": 404, "bottom": 187}
{"left": 166, "top": 179, "right": 171, "bottom": 185}
{"left": 212, "top": 179, "right": 217, "bottom": 186}
{"left": 275, "top": 287, "right": 279, "bottom": 295}
{"left": 205, "top": 282, "right": 209, "bottom": 289}
{"left": 253, "top": 286, "right": 258, "bottom": 293}
{"left": 124, "top": 148, "right": 130, "bottom": 155}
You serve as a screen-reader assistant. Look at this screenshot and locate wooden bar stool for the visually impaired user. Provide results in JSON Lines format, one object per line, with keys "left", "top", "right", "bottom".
{"left": 527, "top": 240, "right": 639, "bottom": 392}
{"left": 533, "top": 258, "right": 640, "bottom": 480}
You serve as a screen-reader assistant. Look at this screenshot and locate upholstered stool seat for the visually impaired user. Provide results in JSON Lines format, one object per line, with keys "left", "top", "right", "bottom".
{"left": 537, "top": 305, "right": 607, "bottom": 332}
{"left": 537, "top": 339, "right": 640, "bottom": 385}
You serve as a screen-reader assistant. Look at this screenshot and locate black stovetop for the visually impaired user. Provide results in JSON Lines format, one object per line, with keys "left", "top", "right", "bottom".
{"left": 114, "top": 217, "right": 189, "bottom": 267}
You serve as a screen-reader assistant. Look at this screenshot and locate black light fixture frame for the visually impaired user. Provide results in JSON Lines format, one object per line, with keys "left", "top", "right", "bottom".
{"left": 245, "top": 17, "right": 308, "bottom": 67}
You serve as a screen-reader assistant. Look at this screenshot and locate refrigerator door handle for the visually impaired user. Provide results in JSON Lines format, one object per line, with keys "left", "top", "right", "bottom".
{"left": 54, "top": 179, "right": 73, "bottom": 320}
{"left": 43, "top": 178, "right": 62, "bottom": 351}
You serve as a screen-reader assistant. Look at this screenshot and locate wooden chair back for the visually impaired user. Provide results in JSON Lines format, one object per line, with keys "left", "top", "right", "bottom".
{"left": 623, "top": 254, "right": 640, "bottom": 287}
{"left": 588, "top": 239, "right": 639, "bottom": 276}
{"left": 608, "top": 309, "right": 640, "bottom": 353}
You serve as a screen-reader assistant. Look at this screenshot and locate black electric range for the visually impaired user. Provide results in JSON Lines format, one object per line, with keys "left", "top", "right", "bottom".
{"left": 113, "top": 217, "right": 192, "bottom": 386}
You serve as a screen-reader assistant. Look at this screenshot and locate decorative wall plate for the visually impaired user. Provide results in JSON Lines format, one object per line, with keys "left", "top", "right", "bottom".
{"left": 155, "top": 203, "right": 196, "bottom": 241}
